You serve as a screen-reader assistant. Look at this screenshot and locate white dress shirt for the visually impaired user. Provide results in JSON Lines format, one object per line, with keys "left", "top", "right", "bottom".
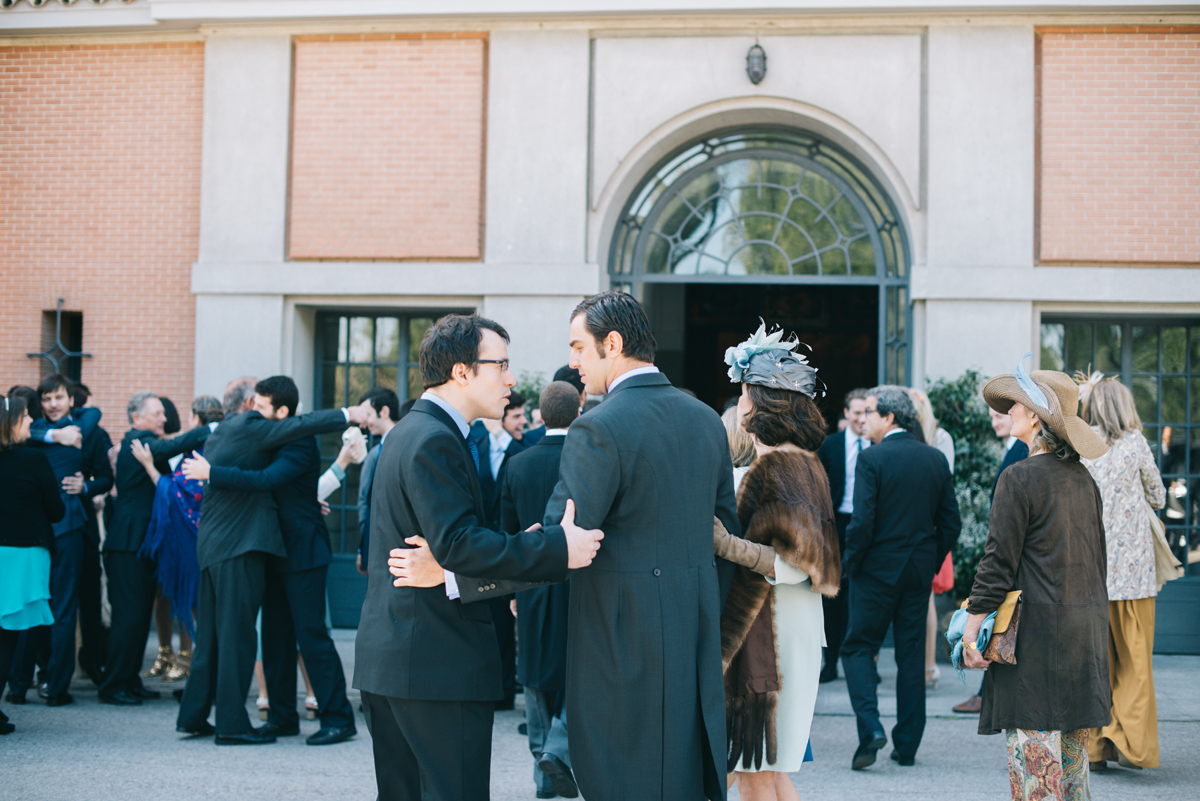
{"left": 488, "top": 429, "right": 513, "bottom": 480}
{"left": 606, "top": 364, "right": 660, "bottom": 393}
{"left": 839, "top": 430, "right": 870, "bottom": 515}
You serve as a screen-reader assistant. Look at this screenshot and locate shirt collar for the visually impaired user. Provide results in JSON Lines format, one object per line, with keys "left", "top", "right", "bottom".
{"left": 607, "top": 364, "right": 660, "bottom": 393}
{"left": 1004, "top": 435, "right": 1017, "bottom": 452}
{"left": 883, "top": 427, "right": 906, "bottom": 439}
{"left": 420, "top": 391, "right": 470, "bottom": 439}
{"left": 544, "top": 428, "right": 569, "bottom": 437}
{"left": 491, "top": 429, "right": 513, "bottom": 450}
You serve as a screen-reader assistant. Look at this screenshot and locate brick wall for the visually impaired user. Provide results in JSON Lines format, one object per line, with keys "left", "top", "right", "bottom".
{"left": 1037, "top": 28, "right": 1200, "bottom": 265}
{"left": 289, "top": 34, "right": 487, "bottom": 260}
{"left": 0, "top": 42, "right": 204, "bottom": 435}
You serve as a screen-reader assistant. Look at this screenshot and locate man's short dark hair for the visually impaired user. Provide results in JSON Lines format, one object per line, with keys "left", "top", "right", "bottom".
{"left": 419, "top": 314, "right": 510, "bottom": 389}
{"left": 552, "top": 365, "right": 585, "bottom": 395}
{"left": 843, "top": 387, "right": 869, "bottom": 410}
{"left": 540, "top": 381, "right": 582, "bottom": 430}
{"left": 255, "top": 376, "right": 300, "bottom": 419}
{"left": 160, "top": 397, "right": 181, "bottom": 435}
{"left": 192, "top": 396, "right": 225, "bottom": 426}
{"left": 72, "top": 383, "right": 91, "bottom": 411}
{"left": 359, "top": 387, "right": 400, "bottom": 423}
{"left": 572, "top": 291, "right": 656, "bottom": 364}
{"left": 505, "top": 390, "right": 526, "bottom": 413}
{"left": 870, "top": 385, "right": 920, "bottom": 434}
{"left": 37, "top": 374, "right": 74, "bottom": 399}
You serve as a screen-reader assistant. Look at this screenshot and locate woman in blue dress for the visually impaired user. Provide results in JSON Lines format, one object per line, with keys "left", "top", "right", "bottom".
{"left": 0, "top": 394, "right": 65, "bottom": 734}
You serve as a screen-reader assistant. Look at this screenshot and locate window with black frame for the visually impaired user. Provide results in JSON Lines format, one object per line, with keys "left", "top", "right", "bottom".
{"left": 314, "top": 311, "right": 463, "bottom": 556}
{"left": 1040, "top": 318, "right": 1200, "bottom": 574}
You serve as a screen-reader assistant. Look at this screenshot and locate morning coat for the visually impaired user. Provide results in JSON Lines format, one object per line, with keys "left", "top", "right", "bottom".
{"left": 968, "top": 453, "right": 1111, "bottom": 735}
{"left": 539, "top": 372, "right": 740, "bottom": 801}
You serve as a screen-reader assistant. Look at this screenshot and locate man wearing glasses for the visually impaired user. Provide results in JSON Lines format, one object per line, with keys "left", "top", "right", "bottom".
{"left": 840, "top": 386, "right": 961, "bottom": 772}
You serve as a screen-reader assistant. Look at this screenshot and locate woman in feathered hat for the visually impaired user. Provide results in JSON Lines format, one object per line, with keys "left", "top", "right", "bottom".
{"left": 713, "top": 323, "right": 841, "bottom": 801}
{"left": 960, "top": 357, "right": 1111, "bottom": 801}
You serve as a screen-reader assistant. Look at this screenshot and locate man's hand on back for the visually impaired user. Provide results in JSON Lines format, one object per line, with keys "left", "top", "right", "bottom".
{"left": 53, "top": 426, "right": 83, "bottom": 449}
{"left": 388, "top": 536, "right": 447, "bottom": 588}
{"left": 562, "top": 499, "right": 603, "bottom": 569}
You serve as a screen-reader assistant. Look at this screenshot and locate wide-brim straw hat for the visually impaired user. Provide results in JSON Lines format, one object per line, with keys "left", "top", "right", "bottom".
{"left": 982, "top": 368, "right": 1109, "bottom": 460}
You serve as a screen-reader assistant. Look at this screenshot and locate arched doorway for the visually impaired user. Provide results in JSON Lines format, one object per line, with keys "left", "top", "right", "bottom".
{"left": 608, "top": 128, "right": 911, "bottom": 413}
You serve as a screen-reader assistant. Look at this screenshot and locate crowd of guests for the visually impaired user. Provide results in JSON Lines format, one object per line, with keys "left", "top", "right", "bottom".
{"left": 0, "top": 290, "right": 1175, "bottom": 801}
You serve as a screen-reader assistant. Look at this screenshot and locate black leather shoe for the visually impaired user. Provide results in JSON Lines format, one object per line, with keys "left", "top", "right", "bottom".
{"left": 0, "top": 721, "right": 14, "bottom": 735}
{"left": 5, "top": 692, "right": 26, "bottom": 705}
{"left": 177, "top": 721, "right": 216, "bottom": 737}
{"left": 45, "top": 693, "right": 73, "bottom": 707}
{"left": 306, "top": 725, "right": 357, "bottom": 746}
{"left": 518, "top": 722, "right": 528, "bottom": 735}
{"left": 819, "top": 668, "right": 838, "bottom": 683}
{"left": 134, "top": 687, "right": 161, "bottom": 700}
{"left": 890, "top": 750, "right": 915, "bottom": 766}
{"left": 215, "top": 730, "right": 276, "bottom": 745}
{"left": 852, "top": 731, "right": 887, "bottom": 770}
{"left": 257, "top": 721, "right": 300, "bottom": 737}
{"left": 537, "top": 753, "right": 579, "bottom": 799}
{"left": 535, "top": 792, "right": 556, "bottom": 800}
{"left": 98, "top": 690, "right": 142, "bottom": 706}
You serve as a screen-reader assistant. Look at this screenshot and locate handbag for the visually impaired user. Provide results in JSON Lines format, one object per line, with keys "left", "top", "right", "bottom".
{"left": 931, "top": 553, "right": 954, "bottom": 595}
{"left": 982, "top": 590, "right": 1021, "bottom": 666}
{"left": 1150, "top": 508, "right": 1183, "bottom": 592}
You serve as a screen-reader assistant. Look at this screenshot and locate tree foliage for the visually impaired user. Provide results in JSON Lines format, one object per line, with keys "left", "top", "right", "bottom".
{"left": 515, "top": 370, "right": 547, "bottom": 411}
{"left": 927, "top": 369, "right": 1002, "bottom": 598}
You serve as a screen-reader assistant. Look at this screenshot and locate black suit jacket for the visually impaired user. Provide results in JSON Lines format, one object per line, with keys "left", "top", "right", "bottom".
{"left": 474, "top": 426, "right": 526, "bottom": 528}
{"left": 817, "top": 428, "right": 848, "bottom": 515}
{"left": 106, "top": 425, "right": 211, "bottom": 554}
{"left": 196, "top": 410, "right": 347, "bottom": 571}
{"left": 353, "top": 398, "right": 569, "bottom": 702}
{"left": 207, "top": 436, "right": 332, "bottom": 574}
{"left": 843, "top": 430, "right": 961, "bottom": 586}
{"left": 500, "top": 433, "right": 570, "bottom": 693}
{"left": 538, "top": 372, "right": 738, "bottom": 801}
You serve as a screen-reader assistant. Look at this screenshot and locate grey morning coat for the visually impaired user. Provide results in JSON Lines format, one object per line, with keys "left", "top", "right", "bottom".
{"left": 540, "top": 372, "right": 740, "bottom": 801}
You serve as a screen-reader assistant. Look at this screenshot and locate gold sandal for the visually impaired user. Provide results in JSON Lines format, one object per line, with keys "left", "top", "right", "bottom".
{"left": 163, "top": 649, "right": 191, "bottom": 682}
{"left": 142, "top": 646, "right": 174, "bottom": 678}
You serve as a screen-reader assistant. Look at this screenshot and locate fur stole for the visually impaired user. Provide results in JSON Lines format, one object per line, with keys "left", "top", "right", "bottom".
{"left": 721, "top": 448, "right": 841, "bottom": 772}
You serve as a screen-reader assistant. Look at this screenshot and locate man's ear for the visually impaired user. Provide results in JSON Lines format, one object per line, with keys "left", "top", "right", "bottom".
{"left": 275, "top": 405, "right": 291, "bottom": 421}
{"left": 451, "top": 362, "right": 471, "bottom": 385}
{"left": 604, "top": 330, "right": 624, "bottom": 359}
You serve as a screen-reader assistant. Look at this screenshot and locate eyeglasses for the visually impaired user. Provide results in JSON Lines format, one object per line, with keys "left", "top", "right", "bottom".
{"left": 863, "top": 407, "right": 878, "bottom": 416}
{"left": 475, "top": 359, "right": 510, "bottom": 373}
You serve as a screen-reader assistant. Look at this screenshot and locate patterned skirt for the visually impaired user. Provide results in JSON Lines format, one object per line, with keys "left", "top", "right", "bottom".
{"left": 1007, "top": 728, "right": 1091, "bottom": 801}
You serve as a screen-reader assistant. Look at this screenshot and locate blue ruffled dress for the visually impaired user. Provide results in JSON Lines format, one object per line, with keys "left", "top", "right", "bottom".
{"left": 0, "top": 546, "right": 54, "bottom": 630}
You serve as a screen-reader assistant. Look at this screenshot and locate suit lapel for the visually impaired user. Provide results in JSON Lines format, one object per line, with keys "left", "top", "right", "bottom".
{"left": 412, "top": 400, "right": 487, "bottom": 518}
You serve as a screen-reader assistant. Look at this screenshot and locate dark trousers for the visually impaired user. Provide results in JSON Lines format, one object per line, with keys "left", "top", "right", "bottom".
{"left": 77, "top": 519, "right": 108, "bottom": 680}
{"left": 0, "top": 628, "right": 19, "bottom": 727}
{"left": 842, "top": 560, "right": 929, "bottom": 758}
{"left": 98, "top": 551, "right": 158, "bottom": 697}
{"left": 177, "top": 554, "right": 265, "bottom": 735}
{"left": 489, "top": 596, "right": 516, "bottom": 704}
{"left": 262, "top": 565, "right": 353, "bottom": 729}
{"left": 9, "top": 529, "right": 83, "bottom": 698}
{"left": 361, "top": 691, "right": 493, "bottom": 801}
{"left": 822, "top": 513, "right": 852, "bottom": 677}
{"left": 525, "top": 687, "right": 571, "bottom": 796}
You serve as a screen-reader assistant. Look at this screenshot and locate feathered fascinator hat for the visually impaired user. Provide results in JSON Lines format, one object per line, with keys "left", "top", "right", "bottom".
{"left": 981, "top": 354, "right": 1108, "bottom": 460}
{"left": 724, "top": 321, "right": 823, "bottom": 399}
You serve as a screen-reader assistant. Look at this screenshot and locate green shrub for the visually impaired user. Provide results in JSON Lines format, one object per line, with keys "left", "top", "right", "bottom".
{"left": 927, "top": 369, "right": 1002, "bottom": 598}
{"left": 515, "top": 370, "right": 547, "bottom": 411}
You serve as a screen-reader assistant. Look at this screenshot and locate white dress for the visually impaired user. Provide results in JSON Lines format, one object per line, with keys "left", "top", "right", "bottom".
{"left": 732, "top": 466, "right": 826, "bottom": 773}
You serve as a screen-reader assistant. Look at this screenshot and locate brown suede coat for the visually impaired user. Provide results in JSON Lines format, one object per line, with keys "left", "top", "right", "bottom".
{"left": 721, "top": 448, "right": 841, "bottom": 772}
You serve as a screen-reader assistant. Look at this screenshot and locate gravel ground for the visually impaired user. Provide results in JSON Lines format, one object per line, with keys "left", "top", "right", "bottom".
{"left": 3, "top": 631, "right": 1197, "bottom": 800}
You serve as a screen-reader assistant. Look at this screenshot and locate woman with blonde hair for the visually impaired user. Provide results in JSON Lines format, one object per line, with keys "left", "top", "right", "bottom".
{"left": 722, "top": 404, "right": 757, "bottom": 475}
{"left": 908, "top": 388, "right": 954, "bottom": 690}
{"left": 1078, "top": 374, "right": 1166, "bottom": 771}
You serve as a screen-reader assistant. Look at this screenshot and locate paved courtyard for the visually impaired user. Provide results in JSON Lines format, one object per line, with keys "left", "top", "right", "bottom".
{"left": 3, "top": 631, "right": 1197, "bottom": 800}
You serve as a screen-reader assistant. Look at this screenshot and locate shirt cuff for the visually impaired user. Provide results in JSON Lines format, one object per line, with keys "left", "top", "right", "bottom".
{"left": 444, "top": 571, "right": 460, "bottom": 600}
{"left": 330, "top": 463, "right": 346, "bottom": 482}
{"left": 43, "top": 430, "right": 56, "bottom": 444}
{"left": 341, "top": 408, "right": 351, "bottom": 422}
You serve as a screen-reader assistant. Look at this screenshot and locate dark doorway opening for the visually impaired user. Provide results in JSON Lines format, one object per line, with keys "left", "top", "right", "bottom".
{"left": 645, "top": 283, "right": 878, "bottom": 427}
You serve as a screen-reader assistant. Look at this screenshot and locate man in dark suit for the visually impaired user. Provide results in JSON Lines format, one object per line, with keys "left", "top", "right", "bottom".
{"left": 97, "top": 391, "right": 211, "bottom": 706}
{"left": 191, "top": 376, "right": 356, "bottom": 746}
{"left": 521, "top": 365, "right": 585, "bottom": 446}
{"left": 354, "top": 313, "right": 602, "bottom": 801}
{"left": 355, "top": 389, "right": 407, "bottom": 575}
{"left": 842, "top": 386, "right": 961, "bottom": 770}
{"left": 952, "top": 406, "right": 1030, "bottom": 715}
{"left": 71, "top": 383, "right": 114, "bottom": 687}
{"left": 474, "top": 390, "right": 529, "bottom": 710}
{"left": 176, "top": 377, "right": 365, "bottom": 743}
{"left": 816, "top": 386, "right": 870, "bottom": 683}
{"left": 500, "top": 381, "right": 581, "bottom": 800}
{"left": 7, "top": 374, "right": 105, "bottom": 706}
{"left": 534, "top": 292, "right": 739, "bottom": 801}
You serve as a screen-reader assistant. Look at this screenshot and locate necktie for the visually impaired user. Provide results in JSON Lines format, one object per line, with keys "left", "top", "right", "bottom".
{"left": 467, "top": 436, "right": 480, "bottom": 472}
{"left": 855, "top": 437, "right": 863, "bottom": 454}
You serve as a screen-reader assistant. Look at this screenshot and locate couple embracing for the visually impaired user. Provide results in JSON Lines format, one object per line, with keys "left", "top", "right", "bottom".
{"left": 355, "top": 291, "right": 839, "bottom": 801}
